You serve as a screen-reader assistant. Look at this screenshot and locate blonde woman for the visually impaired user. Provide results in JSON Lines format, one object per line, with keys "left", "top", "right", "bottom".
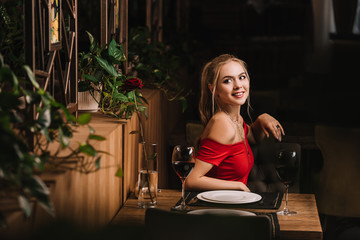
{"left": 185, "top": 54, "right": 285, "bottom": 192}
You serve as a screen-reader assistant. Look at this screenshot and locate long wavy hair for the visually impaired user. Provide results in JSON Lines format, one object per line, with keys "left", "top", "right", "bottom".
{"left": 198, "top": 54, "right": 252, "bottom": 126}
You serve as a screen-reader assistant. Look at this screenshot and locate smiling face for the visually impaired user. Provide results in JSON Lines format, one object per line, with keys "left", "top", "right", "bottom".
{"left": 212, "top": 60, "right": 250, "bottom": 108}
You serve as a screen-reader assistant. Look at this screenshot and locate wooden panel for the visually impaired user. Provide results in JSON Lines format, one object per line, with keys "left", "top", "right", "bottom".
{"left": 36, "top": 113, "right": 125, "bottom": 229}
{"left": 123, "top": 114, "right": 140, "bottom": 200}
{"left": 140, "top": 89, "right": 167, "bottom": 188}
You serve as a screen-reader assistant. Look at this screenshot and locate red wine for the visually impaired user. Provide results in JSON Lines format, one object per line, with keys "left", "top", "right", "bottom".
{"left": 172, "top": 161, "right": 194, "bottom": 179}
{"left": 275, "top": 165, "right": 297, "bottom": 185}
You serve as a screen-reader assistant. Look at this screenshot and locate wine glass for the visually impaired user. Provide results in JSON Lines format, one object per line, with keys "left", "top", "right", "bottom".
{"left": 275, "top": 149, "right": 299, "bottom": 216}
{"left": 171, "top": 145, "right": 195, "bottom": 211}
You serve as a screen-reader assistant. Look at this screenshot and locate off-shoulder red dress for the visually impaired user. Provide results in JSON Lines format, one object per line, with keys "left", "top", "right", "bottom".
{"left": 195, "top": 123, "right": 254, "bottom": 185}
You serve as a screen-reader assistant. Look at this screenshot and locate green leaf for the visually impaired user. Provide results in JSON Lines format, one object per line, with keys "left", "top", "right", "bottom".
{"left": 88, "top": 125, "right": 95, "bottom": 134}
{"left": 41, "top": 127, "right": 51, "bottom": 142}
{"left": 137, "top": 105, "right": 147, "bottom": 113}
{"left": 127, "top": 91, "right": 135, "bottom": 102}
{"left": 179, "top": 96, "right": 188, "bottom": 112}
{"left": 0, "top": 54, "right": 3, "bottom": 68}
{"left": 27, "top": 176, "right": 55, "bottom": 217}
{"left": 78, "top": 81, "right": 93, "bottom": 92}
{"left": 113, "top": 92, "right": 128, "bottom": 102}
{"left": 58, "top": 127, "right": 70, "bottom": 149}
{"left": 51, "top": 99, "right": 77, "bottom": 123}
{"left": 22, "top": 176, "right": 55, "bottom": 218}
{"left": 0, "top": 66, "right": 19, "bottom": 93}
{"left": 95, "top": 156, "right": 101, "bottom": 170}
{"left": 23, "top": 65, "right": 39, "bottom": 89}
{"left": 129, "top": 130, "right": 139, "bottom": 134}
{"left": 115, "top": 167, "right": 123, "bottom": 177}
{"left": 119, "top": 44, "right": 127, "bottom": 61}
{"left": 114, "top": 80, "right": 123, "bottom": 87}
{"left": 89, "top": 134, "right": 106, "bottom": 141}
{"left": 139, "top": 94, "right": 149, "bottom": 105}
{"left": 18, "top": 195, "right": 31, "bottom": 218}
{"left": 108, "top": 39, "right": 125, "bottom": 64}
{"left": 83, "top": 74, "right": 100, "bottom": 84}
{"left": 37, "top": 108, "right": 51, "bottom": 128}
{"left": 86, "top": 31, "right": 97, "bottom": 53}
{"left": 77, "top": 113, "right": 91, "bottom": 125}
{"left": 95, "top": 56, "right": 120, "bottom": 77}
{"left": 79, "top": 143, "right": 96, "bottom": 156}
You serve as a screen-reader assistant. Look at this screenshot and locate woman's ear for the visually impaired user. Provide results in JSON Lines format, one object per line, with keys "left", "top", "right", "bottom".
{"left": 208, "top": 83, "right": 213, "bottom": 93}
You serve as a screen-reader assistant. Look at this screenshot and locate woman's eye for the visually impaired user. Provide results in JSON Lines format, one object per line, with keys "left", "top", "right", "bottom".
{"left": 240, "top": 75, "right": 246, "bottom": 80}
{"left": 223, "top": 78, "right": 232, "bottom": 83}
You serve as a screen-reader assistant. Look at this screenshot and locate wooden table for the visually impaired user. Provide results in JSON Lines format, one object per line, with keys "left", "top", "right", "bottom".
{"left": 112, "top": 189, "right": 323, "bottom": 240}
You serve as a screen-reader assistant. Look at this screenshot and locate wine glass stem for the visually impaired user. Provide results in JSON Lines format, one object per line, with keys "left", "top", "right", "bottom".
{"left": 181, "top": 179, "right": 186, "bottom": 208}
{"left": 284, "top": 183, "right": 289, "bottom": 212}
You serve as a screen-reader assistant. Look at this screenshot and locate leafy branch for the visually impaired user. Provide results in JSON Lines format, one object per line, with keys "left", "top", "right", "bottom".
{"left": 0, "top": 54, "right": 109, "bottom": 227}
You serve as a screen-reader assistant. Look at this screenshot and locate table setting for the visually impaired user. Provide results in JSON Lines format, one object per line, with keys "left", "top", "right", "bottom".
{"left": 168, "top": 145, "right": 302, "bottom": 240}
{"left": 113, "top": 145, "right": 322, "bottom": 240}
{"left": 172, "top": 190, "right": 281, "bottom": 239}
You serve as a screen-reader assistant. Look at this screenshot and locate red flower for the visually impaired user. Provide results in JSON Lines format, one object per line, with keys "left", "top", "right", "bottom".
{"left": 122, "top": 77, "right": 144, "bottom": 91}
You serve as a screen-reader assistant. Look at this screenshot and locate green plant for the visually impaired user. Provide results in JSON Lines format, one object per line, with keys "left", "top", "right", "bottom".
{"left": 79, "top": 31, "right": 147, "bottom": 119}
{"left": 0, "top": 53, "right": 109, "bottom": 227}
{"left": 0, "top": 1, "right": 24, "bottom": 76}
{"left": 128, "top": 26, "right": 191, "bottom": 111}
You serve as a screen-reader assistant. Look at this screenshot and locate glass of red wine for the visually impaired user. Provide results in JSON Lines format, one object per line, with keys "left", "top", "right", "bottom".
{"left": 275, "top": 149, "right": 299, "bottom": 216}
{"left": 172, "top": 145, "right": 195, "bottom": 211}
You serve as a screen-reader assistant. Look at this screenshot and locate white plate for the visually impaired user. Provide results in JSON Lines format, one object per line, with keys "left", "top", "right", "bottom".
{"left": 188, "top": 209, "right": 256, "bottom": 216}
{"left": 197, "top": 190, "right": 262, "bottom": 204}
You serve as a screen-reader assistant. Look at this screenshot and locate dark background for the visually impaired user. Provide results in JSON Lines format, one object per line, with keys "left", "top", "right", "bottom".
{"left": 78, "top": 0, "right": 360, "bottom": 134}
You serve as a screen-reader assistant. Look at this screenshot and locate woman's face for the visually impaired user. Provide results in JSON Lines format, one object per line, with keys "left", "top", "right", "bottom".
{"left": 213, "top": 61, "right": 249, "bottom": 107}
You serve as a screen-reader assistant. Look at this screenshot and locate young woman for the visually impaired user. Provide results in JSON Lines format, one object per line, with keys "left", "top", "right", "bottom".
{"left": 185, "top": 54, "right": 285, "bottom": 192}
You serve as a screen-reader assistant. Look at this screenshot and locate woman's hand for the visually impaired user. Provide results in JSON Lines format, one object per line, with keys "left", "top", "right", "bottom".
{"left": 250, "top": 113, "right": 285, "bottom": 142}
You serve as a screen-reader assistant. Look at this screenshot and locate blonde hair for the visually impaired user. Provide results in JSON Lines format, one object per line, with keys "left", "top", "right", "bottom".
{"left": 199, "top": 54, "right": 252, "bottom": 126}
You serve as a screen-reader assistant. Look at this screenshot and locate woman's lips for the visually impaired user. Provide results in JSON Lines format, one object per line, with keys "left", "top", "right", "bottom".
{"left": 232, "top": 91, "right": 245, "bottom": 97}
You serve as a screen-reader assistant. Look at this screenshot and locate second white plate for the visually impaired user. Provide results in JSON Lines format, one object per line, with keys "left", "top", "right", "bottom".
{"left": 188, "top": 208, "right": 256, "bottom": 216}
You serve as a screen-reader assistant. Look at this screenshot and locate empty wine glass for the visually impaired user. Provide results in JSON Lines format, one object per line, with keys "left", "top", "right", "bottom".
{"left": 275, "top": 149, "right": 299, "bottom": 216}
{"left": 172, "top": 145, "right": 195, "bottom": 211}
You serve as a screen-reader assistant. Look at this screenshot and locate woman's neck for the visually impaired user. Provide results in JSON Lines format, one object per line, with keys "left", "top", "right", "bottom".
{"left": 221, "top": 106, "right": 241, "bottom": 120}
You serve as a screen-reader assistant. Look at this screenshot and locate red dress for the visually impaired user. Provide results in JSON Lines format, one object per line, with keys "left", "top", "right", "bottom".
{"left": 195, "top": 123, "right": 254, "bottom": 185}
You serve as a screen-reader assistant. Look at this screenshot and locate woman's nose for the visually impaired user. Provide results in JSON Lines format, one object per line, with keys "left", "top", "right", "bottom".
{"left": 233, "top": 79, "right": 241, "bottom": 89}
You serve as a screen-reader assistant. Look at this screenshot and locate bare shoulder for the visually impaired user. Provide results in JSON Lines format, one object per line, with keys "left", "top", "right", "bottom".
{"left": 201, "top": 113, "right": 235, "bottom": 144}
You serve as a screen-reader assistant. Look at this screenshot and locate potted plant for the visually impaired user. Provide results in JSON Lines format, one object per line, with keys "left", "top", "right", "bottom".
{"left": 78, "top": 31, "right": 147, "bottom": 119}
{"left": 0, "top": 53, "right": 109, "bottom": 227}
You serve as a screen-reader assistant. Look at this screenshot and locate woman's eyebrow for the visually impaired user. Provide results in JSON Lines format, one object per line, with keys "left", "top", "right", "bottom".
{"left": 221, "top": 72, "right": 245, "bottom": 79}
{"left": 222, "top": 75, "right": 234, "bottom": 79}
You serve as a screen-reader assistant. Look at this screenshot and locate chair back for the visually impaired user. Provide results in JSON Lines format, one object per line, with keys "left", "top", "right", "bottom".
{"left": 314, "top": 125, "right": 360, "bottom": 217}
{"left": 248, "top": 138, "right": 301, "bottom": 193}
{"left": 144, "top": 208, "right": 273, "bottom": 240}
{"left": 186, "top": 121, "right": 204, "bottom": 152}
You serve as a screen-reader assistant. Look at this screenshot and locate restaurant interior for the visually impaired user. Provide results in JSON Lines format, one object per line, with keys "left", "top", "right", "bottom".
{"left": 1, "top": 0, "right": 360, "bottom": 239}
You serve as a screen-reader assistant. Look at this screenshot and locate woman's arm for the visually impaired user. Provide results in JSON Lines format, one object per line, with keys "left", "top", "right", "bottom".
{"left": 185, "top": 159, "right": 250, "bottom": 192}
{"left": 247, "top": 113, "right": 285, "bottom": 144}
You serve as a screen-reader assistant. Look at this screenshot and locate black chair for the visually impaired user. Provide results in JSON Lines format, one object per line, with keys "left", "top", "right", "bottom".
{"left": 313, "top": 125, "right": 360, "bottom": 240}
{"left": 248, "top": 138, "right": 301, "bottom": 193}
{"left": 144, "top": 208, "right": 273, "bottom": 240}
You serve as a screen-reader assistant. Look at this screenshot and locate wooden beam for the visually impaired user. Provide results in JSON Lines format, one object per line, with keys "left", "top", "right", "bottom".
{"left": 119, "top": 0, "right": 129, "bottom": 73}
{"left": 100, "top": 0, "right": 108, "bottom": 46}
